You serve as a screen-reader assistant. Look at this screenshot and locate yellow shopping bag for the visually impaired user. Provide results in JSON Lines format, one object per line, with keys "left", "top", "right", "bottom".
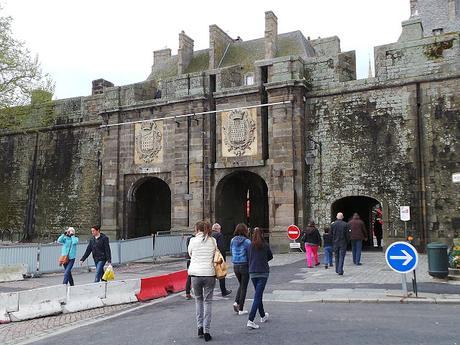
{"left": 102, "top": 265, "right": 115, "bottom": 281}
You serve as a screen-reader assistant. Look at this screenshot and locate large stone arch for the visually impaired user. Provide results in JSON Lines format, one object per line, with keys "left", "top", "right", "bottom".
{"left": 215, "top": 170, "right": 269, "bottom": 251}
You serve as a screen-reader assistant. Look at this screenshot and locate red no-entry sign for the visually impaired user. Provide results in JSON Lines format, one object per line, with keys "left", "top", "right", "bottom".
{"left": 287, "top": 224, "right": 301, "bottom": 240}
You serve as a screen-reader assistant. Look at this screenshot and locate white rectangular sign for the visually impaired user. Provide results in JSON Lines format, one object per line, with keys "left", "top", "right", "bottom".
{"left": 453, "top": 173, "right": 460, "bottom": 183}
{"left": 289, "top": 242, "right": 301, "bottom": 249}
{"left": 400, "top": 206, "right": 410, "bottom": 221}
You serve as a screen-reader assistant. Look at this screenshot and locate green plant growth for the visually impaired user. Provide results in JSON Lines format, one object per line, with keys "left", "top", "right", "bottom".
{"left": 0, "top": 8, "right": 54, "bottom": 128}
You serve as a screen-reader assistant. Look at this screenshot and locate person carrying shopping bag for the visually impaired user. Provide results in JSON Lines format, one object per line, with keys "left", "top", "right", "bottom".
{"left": 57, "top": 227, "right": 79, "bottom": 286}
{"left": 80, "top": 225, "right": 112, "bottom": 282}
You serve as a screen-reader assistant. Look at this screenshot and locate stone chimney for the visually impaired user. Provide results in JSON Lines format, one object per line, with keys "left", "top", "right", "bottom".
{"left": 153, "top": 48, "right": 172, "bottom": 66}
{"left": 264, "top": 11, "right": 278, "bottom": 59}
{"left": 92, "top": 79, "right": 114, "bottom": 95}
{"left": 178, "top": 31, "right": 194, "bottom": 74}
{"left": 209, "top": 25, "right": 233, "bottom": 69}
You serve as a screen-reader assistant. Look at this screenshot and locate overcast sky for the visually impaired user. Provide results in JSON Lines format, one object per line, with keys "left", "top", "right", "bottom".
{"left": 3, "top": 0, "right": 410, "bottom": 100}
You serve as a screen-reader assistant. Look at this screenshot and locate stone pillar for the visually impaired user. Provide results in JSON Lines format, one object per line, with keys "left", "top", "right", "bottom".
{"left": 92, "top": 79, "right": 114, "bottom": 95}
{"left": 410, "top": 0, "right": 418, "bottom": 16}
{"left": 153, "top": 48, "right": 171, "bottom": 66}
{"left": 264, "top": 11, "right": 278, "bottom": 60}
{"left": 209, "top": 25, "right": 233, "bottom": 69}
{"left": 178, "top": 31, "right": 194, "bottom": 75}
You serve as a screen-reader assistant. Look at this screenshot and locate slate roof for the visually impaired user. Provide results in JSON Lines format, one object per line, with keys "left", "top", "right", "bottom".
{"left": 147, "top": 31, "right": 315, "bottom": 80}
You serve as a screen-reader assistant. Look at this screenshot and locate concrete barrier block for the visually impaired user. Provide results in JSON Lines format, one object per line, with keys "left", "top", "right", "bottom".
{"left": 0, "top": 264, "right": 27, "bottom": 282}
{"left": 103, "top": 279, "right": 140, "bottom": 306}
{"left": 9, "top": 285, "right": 66, "bottom": 321}
{"left": 0, "top": 292, "right": 18, "bottom": 323}
{"left": 63, "top": 282, "right": 106, "bottom": 313}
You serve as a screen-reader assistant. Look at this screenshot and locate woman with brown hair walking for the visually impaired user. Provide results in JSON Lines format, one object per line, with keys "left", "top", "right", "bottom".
{"left": 246, "top": 227, "right": 273, "bottom": 329}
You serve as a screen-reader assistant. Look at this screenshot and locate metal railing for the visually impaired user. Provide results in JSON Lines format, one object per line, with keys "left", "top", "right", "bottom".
{"left": 0, "top": 233, "right": 188, "bottom": 275}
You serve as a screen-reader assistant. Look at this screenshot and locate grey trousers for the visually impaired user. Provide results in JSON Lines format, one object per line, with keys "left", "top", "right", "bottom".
{"left": 191, "top": 276, "right": 216, "bottom": 333}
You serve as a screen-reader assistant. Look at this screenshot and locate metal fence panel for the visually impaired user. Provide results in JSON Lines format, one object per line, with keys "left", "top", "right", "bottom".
{"left": 153, "top": 235, "right": 187, "bottom": 257}
{"left": 76, "top": 242, "right": 95, "bottom": 267}
{"left": 38, "top": 243, "right": 63, "bottom": 273}
{"left": 110, "top": 241, "right": 120, "bottom": 265}
{"left": 0, "top": 245, "right": 38, "bottom": 274}
{"left": 120, "top": 236, "right": 154, "bottom": 263}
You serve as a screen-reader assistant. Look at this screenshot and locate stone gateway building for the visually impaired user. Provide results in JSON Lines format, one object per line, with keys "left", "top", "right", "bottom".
{"left": 0, "top": 0, "right": 459, "bottom": 251}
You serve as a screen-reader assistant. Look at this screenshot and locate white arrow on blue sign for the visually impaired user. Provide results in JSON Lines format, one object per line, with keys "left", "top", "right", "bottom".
{"left": 385, "top": 241, "right": 419, "bottom": 274}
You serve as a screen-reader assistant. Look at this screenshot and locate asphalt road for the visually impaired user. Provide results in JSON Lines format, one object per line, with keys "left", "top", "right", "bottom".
{"left": 30, "top": 260, "right": 459, "bottom": 345}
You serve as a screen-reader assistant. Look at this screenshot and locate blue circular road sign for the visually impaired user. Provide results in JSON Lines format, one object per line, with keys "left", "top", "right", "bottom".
{"left": 385, "top": 241, "right": 418, "bottom": 273}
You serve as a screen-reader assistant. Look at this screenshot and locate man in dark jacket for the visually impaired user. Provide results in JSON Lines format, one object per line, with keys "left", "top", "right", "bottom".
{"left": 331, "top": 213, "right": 349, "bottom": 275}
{"left": 80, "top": 225, "right": 112, "bottom": 282}
{"left": 212, "top": 223, "right": 232, "bottom": 297}
{"left": 348, "top": 213, "right": 367, "bottom": 265}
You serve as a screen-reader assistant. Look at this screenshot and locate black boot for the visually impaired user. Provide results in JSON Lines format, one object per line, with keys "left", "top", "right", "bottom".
{"left": 204, "top": 333, "right": 212, "bottom": 342}
{"left": 198, "top": 327, "right": 204, "bottom": 338}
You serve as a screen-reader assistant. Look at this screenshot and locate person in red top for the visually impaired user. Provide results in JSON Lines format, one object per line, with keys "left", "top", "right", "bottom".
{"left": 348, "top": 213, "right": 367, "bottom": 265}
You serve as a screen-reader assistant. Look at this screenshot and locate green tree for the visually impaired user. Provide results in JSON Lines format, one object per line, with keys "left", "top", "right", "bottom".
{"left": 0, "top": 7, "right": 54, "bottom": 128}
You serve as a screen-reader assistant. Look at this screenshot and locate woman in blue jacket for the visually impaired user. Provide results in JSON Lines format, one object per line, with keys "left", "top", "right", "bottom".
{"left": 247, "top": 227, "right": 273, "bottom": 329}
{"left": 230, "top": 223, "right": 251, "bottom": 315}
{"left": 57, "top": 227, "right": 79, "bottom": 286}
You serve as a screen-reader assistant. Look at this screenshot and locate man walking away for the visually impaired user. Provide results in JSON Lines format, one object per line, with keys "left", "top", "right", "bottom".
{"left": 331, "top": 213, "right": 349, "bottom": 276}
{"left": 348, "top": 213, "right": 367, "bottom": 265}
{"left": 80, "top": 225, "right": 112, "bottom": 282}
{"left": 212, "top": 223, "right": 232, "bottom": 297}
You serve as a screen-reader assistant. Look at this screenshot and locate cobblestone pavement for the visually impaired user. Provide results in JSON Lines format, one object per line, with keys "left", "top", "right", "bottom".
{"left": 290, "top": 251, "right": 457, "bottom": 284}
{"left": 0, "top": 304, "right": 135, "bottom": 345}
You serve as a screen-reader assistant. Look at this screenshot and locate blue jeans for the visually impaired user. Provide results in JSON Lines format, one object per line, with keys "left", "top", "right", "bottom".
{"left": 95, "top": 260, "right": 106, "bottom": 282}
{"left": 351, "top": 240, "right": 362, "bottom": 264}
{"left": 334, "top": 247, "right": 346, "bottom": 274}
{"left": 323, "top": 246, "right": 333, "bottom": 266}
{"left": 63, "top": 258, "right": 75, "bottom": 285}
{"left": 249, "top": 276, "right": 268, "bottom": 322}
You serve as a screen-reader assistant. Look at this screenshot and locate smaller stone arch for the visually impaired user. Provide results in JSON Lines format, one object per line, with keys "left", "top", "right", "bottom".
{"left": 330, "top": 195, "right": 385, "bottom": 248}
{"left": 126, "top": 176, "right": 171, "bottom": 238}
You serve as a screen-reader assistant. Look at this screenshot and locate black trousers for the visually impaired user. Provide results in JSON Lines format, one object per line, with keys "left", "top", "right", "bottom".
{"left": 233, "top": 263, "right": 249, "bottom": 310}
{"left": 185, "top": 260, "right": 192, "bottom": 294}
{"left": 218, "top": 254, "right": 228, "bottom": 294}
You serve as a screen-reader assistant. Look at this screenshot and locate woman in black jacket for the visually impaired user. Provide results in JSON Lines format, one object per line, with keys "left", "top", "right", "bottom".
{"left": 301, "top": 221, "right": 321, "bottom": 268}
{"left": 246, "top": 227, "right": 273, "bottom": 329}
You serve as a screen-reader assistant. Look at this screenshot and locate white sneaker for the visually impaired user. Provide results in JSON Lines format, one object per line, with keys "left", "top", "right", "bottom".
{"left": 238, "top": 310, "right": 248, "bottom": 315}
{"left": 260, "top": 312, "right": 269, "bottom": 323}
{"left": 247, "top": 320, "right": 259, "bottom": 329}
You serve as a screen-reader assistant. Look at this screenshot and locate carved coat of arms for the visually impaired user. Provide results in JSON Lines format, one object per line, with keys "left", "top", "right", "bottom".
{"left": 135, "top": 121, "right": 163, "bottom": 163}
{"left": 222, "top": 108, "right": 257, "bottom": 157}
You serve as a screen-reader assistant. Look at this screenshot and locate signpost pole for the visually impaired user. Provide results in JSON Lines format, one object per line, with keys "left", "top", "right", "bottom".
{"left": 400, "top": 273, "right": 408, "bottom": 297}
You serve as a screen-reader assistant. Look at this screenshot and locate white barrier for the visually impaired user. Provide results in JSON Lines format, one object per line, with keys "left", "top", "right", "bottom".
{"left": 102, "top": 279, "right": 140, "bottom": 306}
{"left": 9, "top": 285, "right": 66, "bottom": 321}
{"left": 0, "top": 292, "right": 18, "bottom": 323}
{"left": 0, "top": 263, "right": 27, "bottom": 282}
{"left": 63, "top": 282, "right": 106, "bottom": 313}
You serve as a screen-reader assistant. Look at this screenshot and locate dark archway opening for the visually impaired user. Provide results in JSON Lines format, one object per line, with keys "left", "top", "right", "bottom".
{"left": 331, "top": 196, "right": 381, "bottom": 249}
{"left": 130, "top": 177, "right": 171, "bottom": 238}
{"left": 215, "top": 171, "right": 269, "bottom": 252}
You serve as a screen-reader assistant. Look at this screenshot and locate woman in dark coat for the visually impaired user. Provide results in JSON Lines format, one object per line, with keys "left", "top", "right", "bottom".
{"left": 246, "top": 227, "right": 273, "bottom": 329}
